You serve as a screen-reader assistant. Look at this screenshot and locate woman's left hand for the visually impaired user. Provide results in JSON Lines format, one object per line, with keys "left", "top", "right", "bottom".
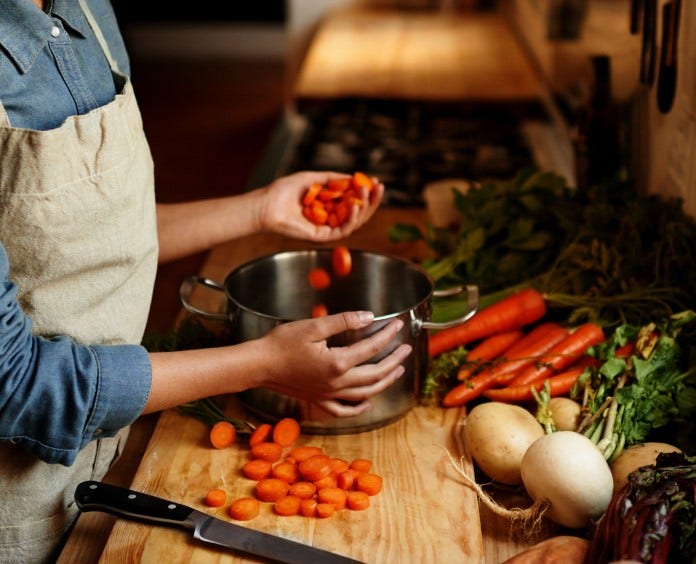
{"left": 257, "top": 171, "right": 384, "bottom": 242}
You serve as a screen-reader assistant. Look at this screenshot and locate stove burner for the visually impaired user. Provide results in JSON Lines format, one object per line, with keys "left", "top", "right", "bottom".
{"left": 281, "top": 99, "right": 546, "bottom": 206}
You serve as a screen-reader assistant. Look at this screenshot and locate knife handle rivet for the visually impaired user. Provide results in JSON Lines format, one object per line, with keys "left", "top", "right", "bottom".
{"left": 128, "top": 494, "right": 137, "bottom": 500}
{"left": 168, "top": 503, "right": 177, "bottom": 510}
{"left": 88, "top": 484, "right": 97, "bottom": 490}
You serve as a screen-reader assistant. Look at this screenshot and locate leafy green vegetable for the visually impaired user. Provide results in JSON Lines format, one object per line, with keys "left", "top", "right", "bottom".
{"left": 573, "top": 311, "right": 696, "bottom": 460}
{"left": 420, "top": 346, "right": 469, "bottom": 406}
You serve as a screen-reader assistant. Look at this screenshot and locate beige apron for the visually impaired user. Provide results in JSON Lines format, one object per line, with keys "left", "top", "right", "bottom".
{"left": 0, "top": 2, "right": 158, "bottom": 561}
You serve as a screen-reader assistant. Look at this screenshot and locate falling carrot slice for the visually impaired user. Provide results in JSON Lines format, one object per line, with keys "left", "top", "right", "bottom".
{"left": 332, "top": 246, "right": 352, "bottom": 277}
{"left": 308, "top": 267, "right": 331, "bottom": 290}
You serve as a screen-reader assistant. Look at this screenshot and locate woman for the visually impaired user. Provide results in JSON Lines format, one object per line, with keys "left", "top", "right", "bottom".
{"left": 0, "top": 1, "right": 411, "bottom": 561}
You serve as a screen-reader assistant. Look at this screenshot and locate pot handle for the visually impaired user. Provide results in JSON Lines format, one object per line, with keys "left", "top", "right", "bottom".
{"left": 419, "top": 284, "right": 479, "bottom": 330}
{"left": 179, "top": 275, "right": 229, "bottom": 321}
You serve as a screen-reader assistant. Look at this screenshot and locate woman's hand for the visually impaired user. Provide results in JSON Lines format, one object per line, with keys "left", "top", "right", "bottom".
{"left": 255, "top": 311, "right": 412, "bottom": 417}
{"left": 257, "top": 171, "right": 384, "bottom": 242}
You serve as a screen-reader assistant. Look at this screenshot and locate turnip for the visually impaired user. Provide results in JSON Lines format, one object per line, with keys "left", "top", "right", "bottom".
{"left": 442, "top": 430, "right": 614, "bottom": 532}
{"left": 520, "top": 431, "right": 614, "bottom": 528}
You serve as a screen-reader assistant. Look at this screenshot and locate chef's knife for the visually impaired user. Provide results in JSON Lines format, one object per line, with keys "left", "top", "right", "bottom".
{"left": 656, "top": 0, "right": 680, "bottom": 113}
{"left": 75, "top": 481, "right": 363, "bottom": 564}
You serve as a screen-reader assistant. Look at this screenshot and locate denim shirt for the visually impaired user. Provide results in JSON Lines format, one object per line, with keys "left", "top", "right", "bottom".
{"left": 0, "top": 1, "right": 152, "bottom": 465}
{"left": 0, "top": 0, "right": 130, "bottom": 130}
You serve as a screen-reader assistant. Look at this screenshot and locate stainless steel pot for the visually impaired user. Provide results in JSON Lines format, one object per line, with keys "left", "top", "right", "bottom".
{"left": 180, "top": 249, "right": 478, "bottom": 434}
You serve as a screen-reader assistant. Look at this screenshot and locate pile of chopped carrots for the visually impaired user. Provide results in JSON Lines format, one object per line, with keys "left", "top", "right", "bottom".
{"left": 307, "top": 246, "right": 352, "bottom": 317}
{"left": 429, "top": 288, "right": 606, "bottom": 407}
{"left": 203, "top": 417, "right": 383, "bottom": 520}
{"left": 301, "top": 172, "right": 376, "bottom": 227}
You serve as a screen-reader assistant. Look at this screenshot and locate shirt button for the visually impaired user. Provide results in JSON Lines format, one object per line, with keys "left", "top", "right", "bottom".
{"left": 50, "top": 25, "right": 61, "bottom": 38}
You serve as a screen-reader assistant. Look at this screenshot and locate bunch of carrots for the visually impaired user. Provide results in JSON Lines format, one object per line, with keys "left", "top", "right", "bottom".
{"left": 205, "top": 417, "right": 383, "bottom": 520}
{"left": 428, "top": 288, "right": 605, "bottom": 407}
{"left": 301, "top": 171, "right": 376, "bottom": 227}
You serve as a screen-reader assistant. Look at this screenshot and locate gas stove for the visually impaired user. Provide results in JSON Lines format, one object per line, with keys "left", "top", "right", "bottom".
{"left": 248, "top": 97, "right": 573, "bottom": 206}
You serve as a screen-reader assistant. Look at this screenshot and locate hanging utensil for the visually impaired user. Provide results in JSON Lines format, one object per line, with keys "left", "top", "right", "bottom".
{"left": 657, "top": 0, "right": 681, "bottom": 113}
{"left": 640, "top": 0, "right": 657, "bottom": 85}
{"left": 630, "top": 0, "right": 644, "bottom": 34}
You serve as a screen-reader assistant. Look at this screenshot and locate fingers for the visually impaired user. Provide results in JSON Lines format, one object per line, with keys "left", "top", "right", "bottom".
{"left": 331, "top": 343, "right": 411, "bottom": 396}
{"left": 305, "top": 310, "right": 379, "bottom": 339}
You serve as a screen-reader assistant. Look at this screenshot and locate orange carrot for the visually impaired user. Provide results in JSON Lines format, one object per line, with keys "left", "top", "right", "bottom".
{"left": 316, "top": 503, "right": 335, "bottom": 518}
{"left": 255, "top": 478, "right": 289, "bottom": 502}
{"left": 456, "top": 329, "right": 525, "bottom": 381}
{"left": 288, "top": 481, "right": 317, "bottom": 500}
{"left": 346, "top": 490, "right": 370, "bottom": 511}
{"left": 272, "top": 462, "right": 299, "bottom": 484}
{"left": 272, "top": 417, "right": 301, "bottom": 447}
{"left": 209, "top": 421, "right": 236, "bottom": 449}
{"left": 302, "top": 182, "right": 323, "bottom": 206}
{"left": 442, "top": 323, "right": 569, "bottom": 407}
{"left": 298, "top": 454, "right": 332, "bottom": 482}
{"left": 311, "top": 303, "right": 328, "bottom": 318}
{"left": 508, "top": 323, "right": 605, "bottom": 387}
{"left": 288, "top": 445, "right": 324, "bottom": 462}
{"left": 308, "top": 267, "right": 331, "bottom": 290}
{"left": 349, "top": 459, "right": 372, "bottom": 473}
{"left": 615, "top": 341, "right": 636, "bottom": 358}
{"left": 242, "top": 459, "right": 273, "bottom": 481}
{"left": 249, "top": 423, "right": 272, "bottom": 447}
{"left": 337, "top": 469, "right": 361, "bottom": 491}
{"left": 351, "top": 171, "right": 375, "bottom": 192}
{"left": 273, "top": 495, "right": 302, "bottom": 517}
{"left": 313, "top": 474, "right": 339, "bottom": 490}
{"left": 483, "top": 368, "right": 586, "bottom": 403}
{"left": 356, "top": 473, "right": 383, "bottom": 496}
{"left": 228, "top": 497, "right": 260, "bottom": 521}
{"left": 204, "top": 488, "right": 227, "bottom": 508}
{"left": 300, "top": 498, "right": 318, "bottom": 517}
{"left": 332, "top": 246, "right": 352, "bottom": 277}
{"left": 251, "top": 442, "right": 283, "bottom": 463}
{"left": 328, "top": 458, "right": 350, "bottom": 475}
{"left": 317, "top": 487, "right": 348, "bottom": 510}
{"left": 428, "top": 288, "right": 547, "bottom": 357}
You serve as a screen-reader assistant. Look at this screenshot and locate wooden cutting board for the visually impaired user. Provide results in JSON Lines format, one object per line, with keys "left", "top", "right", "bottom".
{"left": 63, "top": 208, "right": 553, "bottom": 563}
{"left": 293, "top": 8, "right": 545, "bottom": 102}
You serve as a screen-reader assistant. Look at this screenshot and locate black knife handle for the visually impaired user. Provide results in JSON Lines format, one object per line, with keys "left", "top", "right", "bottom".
{"left": 75, "top": 481, "right": 194, "bottom": 529}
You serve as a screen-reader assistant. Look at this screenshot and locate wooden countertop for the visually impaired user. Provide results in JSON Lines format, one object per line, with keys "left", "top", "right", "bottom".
{"left": 59, "top": 208, "right": 553, "bottom": 563}
{"left": 293, "top": 8, "right": 545, "bottom": 102}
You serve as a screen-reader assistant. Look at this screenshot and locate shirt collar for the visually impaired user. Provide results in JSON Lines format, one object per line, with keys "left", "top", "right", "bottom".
{"left": 0, "top": 0, "right": 89, "bottom": 74}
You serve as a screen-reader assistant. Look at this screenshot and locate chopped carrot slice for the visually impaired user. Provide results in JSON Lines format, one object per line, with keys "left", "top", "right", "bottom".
{"left": 317, "top": 487, "right": 347, "bottom": 510}
{"left": 272, "top": 462, "right": 299, "bottom": 484}
{"left": 356, "top": 473, "right": 383, "bottom": 496}
{"left": 288, "top": 481, "right": 317, "bottom": 500}
{"left": 256, "top": 478, "right": 289, "bottom": 502}
{"left": 204, "top": 488, "right": 227, "bottom": 508}
{"left": 327, "top": 178, "right": 352, "bottom": 192}
{"left": 352, "top": 171, "right": 374, "bottom": 191}
{"left": 311, "top": 303, "right": 328, "bottom": 318}
{"left": 209, "top": 421, "right": 236, "bottom": 449}
{"left": 274, "top": 495, "right": 302, "bottom": 516}
{"left": 298, "top": 454, "right": 332, "bottom": 482}
{"left": 350, "top": 459, "right": 372, "bottom": 473}
{"left": 308, "top": 267, "right": 331, "bottom": 290}
{"left": 316, "top": 503, "right": 335, "bottom": 518}
{"left": 313, "top": 474, "right": 338, "bottom": 490}
{"left": 337, "top": 469, "right": 360, "bottom": 490}
{"left": 300, "top": 498, "right": 318, "bottom": 517}
{"left": 288, "top": 445, "right": 324, "bottom": 462}
{"left": 272, "top": 417, "right": 301, "bottom": 447}
{"left": 228, "top": 497, "right": 260, "bottom": 521}
{"left": 249, "top": 423, "right": 272, "bottom": 447}
{"left": 302, "top": 182, "right": 323, "bottom": 206}
{"left": 328, "top": 458, "right": 350, "bottom": 475}
{"left": 346, "top": 490, "right": 370, "bottom": 511}
{"left": 242, "top": 458, "right": 273, "bottom": 481}
{"left": 251, "top": 442, "right": 283, "bottom": 463}
{"left": 332, "top": 246, "right": 352, "bottom": 277}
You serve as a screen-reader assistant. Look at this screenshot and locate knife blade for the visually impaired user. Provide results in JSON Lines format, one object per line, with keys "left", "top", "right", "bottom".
{"left": 75, "top": 481, "right": 363, "bottom": 564}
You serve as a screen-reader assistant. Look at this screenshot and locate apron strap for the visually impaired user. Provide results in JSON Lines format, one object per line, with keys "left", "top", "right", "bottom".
{"left": 0, "top": 103, "right": 10, "bottom": 127}
{"left": 77, "top": 0, "right": 121, "bottom": 74}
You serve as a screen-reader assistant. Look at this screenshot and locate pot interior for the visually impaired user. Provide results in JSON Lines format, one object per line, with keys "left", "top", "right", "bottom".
{"left": 224, "top": 249, "right": 432, "bottom": 320}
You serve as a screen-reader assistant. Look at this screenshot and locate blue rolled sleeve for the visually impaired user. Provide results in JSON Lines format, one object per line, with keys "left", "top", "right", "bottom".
{"left": 0, "top": 244, "right": 152, "bottom": 466}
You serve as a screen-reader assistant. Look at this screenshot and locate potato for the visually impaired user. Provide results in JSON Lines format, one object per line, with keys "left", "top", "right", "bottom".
{"left": 463, "top": 402, "right": 545, "bottom": 485}
{"left": 547, "top": 397, "right": 582, "bottom": 431}
{"left": 610, "top": 442, "right": 682, "bottom": 492}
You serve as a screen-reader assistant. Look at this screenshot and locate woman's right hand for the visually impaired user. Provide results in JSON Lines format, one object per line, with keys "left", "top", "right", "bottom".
{"left": 254, "top": 311, "right": 412, "bottom": 417}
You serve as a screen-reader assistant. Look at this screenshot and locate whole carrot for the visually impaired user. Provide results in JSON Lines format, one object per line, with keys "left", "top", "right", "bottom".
{"left": 482, "top": 368, "right": 585, "bottom": 403}
{"left": 428, "top": 288, "right": 546, "bottom": 357}
{"left": 442, "top": 323, "right": 568, "bottom": 407}
{"left": 456, "top": 329, "right": 524, "bottom": 381}
{"left": 507, "top": 323, "right": 605, "bottom": 388}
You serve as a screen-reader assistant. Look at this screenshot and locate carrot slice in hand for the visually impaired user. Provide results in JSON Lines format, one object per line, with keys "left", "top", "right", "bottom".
{"left": 209, "top": 421, "right": 236, "bottom": 449}
{"left": 273, "top": 417, "right": 301, "bottom": 447}
{"left": 332, "top": 246, "right": 352, "bottom": 277}
{"left": 204, "top": 488, "right": 227, "bottom": 508}
{"left": 308, "top": 267, "right": 331, "bottom": 290}
{"left": 229, "top": 497, "right": 260, "bottom": 521}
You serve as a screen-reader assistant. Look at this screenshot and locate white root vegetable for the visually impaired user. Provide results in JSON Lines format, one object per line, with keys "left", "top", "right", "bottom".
{"left": 463, "top": 402, "right": 545, "bottom": 485}
{"left": 610, "top": 442, "right": 682, "bottom": 492}
{"left": 520, "top": 431, "right": 614, "bottom": 528}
